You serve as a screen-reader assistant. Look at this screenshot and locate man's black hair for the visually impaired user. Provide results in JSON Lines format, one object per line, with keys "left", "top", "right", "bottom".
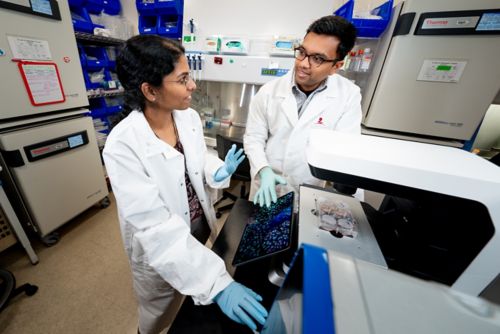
{"left": 116, "top": 35, "right": 185, "bottom": 113}
{"left": 306, "top": 15, "right": 357, "bottom": 60}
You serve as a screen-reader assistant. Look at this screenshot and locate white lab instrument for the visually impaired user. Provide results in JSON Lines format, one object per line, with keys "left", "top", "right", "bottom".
{"left": 0, "top": 1, "right": 108, "bottom": 242}
{"left": 0, "top": 116, "right": 107, "bottom": 238}
{"left": 359, "top": 0, "right": 500, "bottom": 145}
{"left": 262, "top": 244, "right": 500, "bottom": 334}
{"left": 307, "top": 129, "right": 500, "bottom": 299}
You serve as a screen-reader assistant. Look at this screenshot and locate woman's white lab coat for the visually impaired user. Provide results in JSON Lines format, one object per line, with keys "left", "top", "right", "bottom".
{"left": 103, "top": 109, "right": 233, "bottom": 334}
{"left": 244, "top": 71, "right": 362, "bottom": 200}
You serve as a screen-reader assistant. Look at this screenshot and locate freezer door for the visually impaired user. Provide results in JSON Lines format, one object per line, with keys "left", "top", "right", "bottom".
{"left": 363, "top": 0, "right": 500, "bottom": 141}
{"left": 0, "top": 117, "right": 108, "bottom": 237}
{"left": 0, "top": 0, "right": 88, "bottom": 121}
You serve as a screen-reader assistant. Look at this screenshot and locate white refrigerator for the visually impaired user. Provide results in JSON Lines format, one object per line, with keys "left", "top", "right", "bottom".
{"left": 0, "top": 1, "right": 108, "bottom": 243}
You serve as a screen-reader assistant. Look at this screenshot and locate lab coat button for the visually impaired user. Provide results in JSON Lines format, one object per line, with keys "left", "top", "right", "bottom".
{"left": 201, "top": 199, "right": 204, "bottom": 203}
{"left": 195, "top": 172, "right": 199, "bottom": 175}
{"left": 184, "top": 211, "right": 188, "bottom": 215}
{"left": 180, "top": 183, "right": 184, "bottom": 187}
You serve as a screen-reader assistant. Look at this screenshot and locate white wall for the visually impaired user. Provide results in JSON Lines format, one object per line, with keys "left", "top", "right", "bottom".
{"left": 183, "top": 0, "right": 335, "bottom": 38}
{"left": 121, "top": 0, "right": 139, "bottom": 35}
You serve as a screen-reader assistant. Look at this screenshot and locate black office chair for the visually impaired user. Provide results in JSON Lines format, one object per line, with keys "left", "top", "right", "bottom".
{"left": 215, "top": 134, "right": 251, "bottom": 218}
{"left": 0, "top": 268, "right": 38, "bottom": 312}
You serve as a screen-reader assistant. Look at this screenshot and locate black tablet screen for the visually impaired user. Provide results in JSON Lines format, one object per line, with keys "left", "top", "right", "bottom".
{"left": 232, "top": 192, "right": 294, "bottom": 266}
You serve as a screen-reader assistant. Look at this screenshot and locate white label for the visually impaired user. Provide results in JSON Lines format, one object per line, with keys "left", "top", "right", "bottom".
{"left": 422, "top": 16, "right": 479, "bottom": 29}
{"left": 7, "top": 36, "right": 52, "bottom": 60}
{"left": 417, "top": 60, "right": 467, "bottom": 83}
{"left": 22, "top": 64, "right": 64, "bottom": 104}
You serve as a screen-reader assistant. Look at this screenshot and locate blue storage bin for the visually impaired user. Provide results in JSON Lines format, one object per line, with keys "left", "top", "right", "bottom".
{"left": 77, "top": 44, "right": 87, "bottom": 68}
{"left": 105, "top": 96, "right": 124, "bottom": 114}
{"left": 155, "top": 0, "right": 183, "bottom": 14}
{"left": 334, "top": 0, "right": 393, "bottom": 38}
{"left": 103, "top": 0, "right": 121, "bottom": 15}
{"left": 136, "top": 0, "right": 156, "bottom": 14}
{"left": 86, "top": 0, "right": 104, "bottom": 14}
{"left": 105, "top": 47, "right": 118, "bottom": 69}
{"left": 83, "top": 46, "right": 109, "bottom": 70}
{"left": 157, "top": 14, "right": 182, "bottom": 39}
{"left": 84, "top": 68, "right": 108, "bottom": 89}
{"left": 89, "top": 98, "right": 108, "bottom": 118}
{"left": 71, "top": 7, "right": 94, "bottom": 33}
{"left": 69, "top": 0, "right": 87, "bottom": 9}
{"left": 139, "top": 15, "right": 158, "bottom": 34}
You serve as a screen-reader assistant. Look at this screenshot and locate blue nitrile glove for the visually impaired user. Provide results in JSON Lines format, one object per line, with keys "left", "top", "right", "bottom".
{"left": 254, "top": 167, "right": 287, "bottom": 208}
{"left": 214, "top": 144, "right": 245, "bottom": 182}
{"left": 214, "top": 282, "right": 268, "bottom": 331}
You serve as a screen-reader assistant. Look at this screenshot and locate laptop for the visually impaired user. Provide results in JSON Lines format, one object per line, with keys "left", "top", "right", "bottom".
{"left": 232, "top": 192, "right": 295, "bottom": 266}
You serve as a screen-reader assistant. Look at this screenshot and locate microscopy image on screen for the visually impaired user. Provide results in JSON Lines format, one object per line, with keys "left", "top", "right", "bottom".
{"left": 232, "top": 192, "right": 294, "bottom": 266}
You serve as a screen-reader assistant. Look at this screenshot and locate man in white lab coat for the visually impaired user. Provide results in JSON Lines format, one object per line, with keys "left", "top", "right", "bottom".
{"left": 244, "top": 15, "right": 361, "bottom": 207}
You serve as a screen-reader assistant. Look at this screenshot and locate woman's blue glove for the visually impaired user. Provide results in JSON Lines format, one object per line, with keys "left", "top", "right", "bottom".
{"left": 213, "top": 144, "right": 245, "bottom": 182}
{"left": 214, "top": 282, "right": 268, "bottom": 331}
{"left": 253, "top": 167, "right": 287, "bottom": 208}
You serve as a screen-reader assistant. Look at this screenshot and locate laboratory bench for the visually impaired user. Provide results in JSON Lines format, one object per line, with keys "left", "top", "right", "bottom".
{"left": 169, "top": 198, "right": 285, "bottom": 334}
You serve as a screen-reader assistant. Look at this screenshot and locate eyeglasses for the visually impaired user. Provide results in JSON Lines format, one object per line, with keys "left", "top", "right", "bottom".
{"left": 294, "top": 47, "right": 339, "bottom": 67}
{"left": 164, "top": 73, "right": 194, "bottom": 87}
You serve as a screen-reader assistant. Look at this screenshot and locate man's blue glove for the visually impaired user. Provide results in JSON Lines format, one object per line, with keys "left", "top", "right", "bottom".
{"left": 253, "top": 167, "right": 287, "bottom": 207}
{"left": 214, "top": 282, "right": 268, "bottom": 331}
{"left": 213, "top": 144, "right": 245, "bottom": 182}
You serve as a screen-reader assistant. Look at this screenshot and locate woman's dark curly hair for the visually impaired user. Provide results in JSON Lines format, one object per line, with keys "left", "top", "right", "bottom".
{"left": 116, "top": 35, "right": 185, "bottom": 113}
{"left": 307, "top": 15, "right": 357, "bottom": 61}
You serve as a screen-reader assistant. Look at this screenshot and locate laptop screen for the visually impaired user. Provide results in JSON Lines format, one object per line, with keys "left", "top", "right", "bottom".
{"left": 232, "top": 192, "right": 295, "bottom": 266}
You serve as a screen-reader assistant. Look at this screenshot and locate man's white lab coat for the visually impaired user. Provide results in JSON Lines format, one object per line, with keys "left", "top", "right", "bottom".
{"left": 244, "top": 71, "right": 362, "bottom": 199}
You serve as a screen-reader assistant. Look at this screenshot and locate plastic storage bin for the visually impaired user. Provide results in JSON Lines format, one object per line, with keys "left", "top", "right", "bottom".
{"left": 86, "top": 0, "right": 104, "bottom": 14}
{"left": 83, "top": 46, "right": 109, "bottom": 70}
{"left": 136, "top": 0, "right": 156, "bottom": 14}
{"left": 105, "top": 47, "right": 118, "bottom": 69}
{"left": 157, "top": 14, "right": 182, "bottom": 39}
{"left": 155, "top": 0, "right": 183, "bottom": 14}
{"left": 68, "top": 0, "right": 87, "bottom": 8}
{"left": 83, "top": 68, "right": 109, "bottom": 89}
{"left": 77, "top": 45, "right": 87, "bottom": 68}
{"left": 71, "top": 7, "right": 94, "bottom": 33}
{"left": 334, "top": 0, "right": 393, "bottom": 38}
{"left": 89, "top": 98, "right": 108, "bottom": 118}
{"left": 103, "top": 0, "right": 121, "bottom": 15}
{"left": 139, "top": 15, "right": 158, "bottom": 34}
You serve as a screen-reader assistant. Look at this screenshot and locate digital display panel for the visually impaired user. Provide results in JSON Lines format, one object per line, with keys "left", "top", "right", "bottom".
{"left": 232, "top": 192, "right": 294, "bottom": 266}
{"left": 68, "top": 134, "right": 84, "bottom": 148}
{"left": 476, "top": 12, "right": 500, "bottom": 31}
{"left": 261, "top": 68, "right": 278, "bottom": 76}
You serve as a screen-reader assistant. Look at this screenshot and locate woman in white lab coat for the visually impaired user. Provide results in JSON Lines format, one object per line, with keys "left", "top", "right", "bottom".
{"left": 103, "top": 35, "right": 267, "bottom": 334}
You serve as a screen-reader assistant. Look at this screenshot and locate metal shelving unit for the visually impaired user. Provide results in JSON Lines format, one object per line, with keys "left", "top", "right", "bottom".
{"left": 74, "top": 31, "right": 124, "bottom": 46}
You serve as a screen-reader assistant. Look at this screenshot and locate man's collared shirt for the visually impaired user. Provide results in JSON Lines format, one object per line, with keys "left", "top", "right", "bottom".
{"left": 291, "top": 74, "right": 328, "bottom": 118}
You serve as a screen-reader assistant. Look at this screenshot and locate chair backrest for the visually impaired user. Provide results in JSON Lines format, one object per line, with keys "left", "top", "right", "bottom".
{"left": 215, "top": 134, "right": 251, "bottom": 181}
